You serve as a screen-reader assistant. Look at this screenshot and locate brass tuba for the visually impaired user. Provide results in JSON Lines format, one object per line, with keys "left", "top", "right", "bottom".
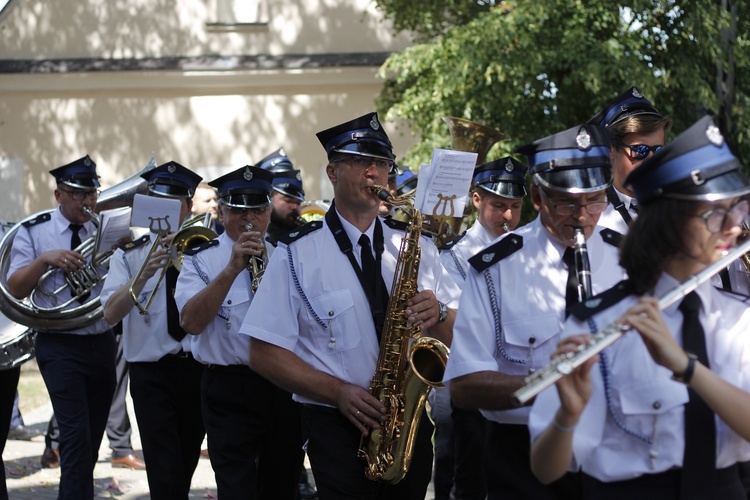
{"left": 358, "top": 186, "right": 450, "bottom": 484}
{"left": 433, "top": 117, "right": 509, "bottom": 246}
{"left": 0, "top": 157, "right": 156, "bottom": 331}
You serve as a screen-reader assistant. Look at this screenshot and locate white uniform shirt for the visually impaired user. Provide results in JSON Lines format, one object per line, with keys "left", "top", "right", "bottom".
{"left": 239, "top": 211, "right": 461, "bottom": 406}
{"left": 100, "top": 235, "right": 191, "bottom": 361}
{"left": 440, "top": 221, "right": 496, "bottom": 284}
{"left": 598, "top": 188, "right": 637, "bottom": 235}
{"left": 8, "top": 207, "right": 110, "bottom": 335}
{"left": 174, "top": 232, "right": 275, "bottom": 366}
{"left": 529, "top": 275, "right": 750, "bottom": 481}
{"left": 444, "top": 216, "right": 626, "bottom": 424}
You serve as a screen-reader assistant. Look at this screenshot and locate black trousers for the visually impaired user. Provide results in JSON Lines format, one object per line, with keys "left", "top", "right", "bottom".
{"left": 302, "top": 404, "right": 434, "bottom": 500}
{"left": 130, "top": 354, "right": 204, "bottom": 500}
{"left": 581, "top": 464, "right": 745, "bottom": 500}
{"left": 202, "top": 364, "right": 304, "bottom": 499}
{"left": 106, "top": 327, "right": 133, "bottom": 458}
{"left": 35, "top": 330, "right": 116, "bottom": 500}
{"left": 0, "top": 367, "right": 20, "bottom": 500}
{"left": 451, "top": 406, "right": 488, "bottom": 500}
{"left": 485, "top": 422, "right": 580, "bottom": 500}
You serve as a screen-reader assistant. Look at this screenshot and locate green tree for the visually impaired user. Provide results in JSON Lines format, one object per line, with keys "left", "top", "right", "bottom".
{"left": 376, "top": 0, "right": 750, "bottom": 171}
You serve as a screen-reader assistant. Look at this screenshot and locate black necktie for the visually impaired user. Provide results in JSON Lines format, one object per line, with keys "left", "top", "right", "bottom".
{"left": 165, "top": 266, "right": 187, "bottom": 342}
{"left": 562, "top": 247, "right": 578, "bottom": 314}
{"left": 678, "top": 292, "right": 715, "bottom": 497}
{"left": 630, "top": 202, "right": 640, "bottom": 215}
{"left": 69, "top": 224, "right": 83, "bottom": 250}
{"left": 359, "top": 234, "right": 376, "bottom": 297}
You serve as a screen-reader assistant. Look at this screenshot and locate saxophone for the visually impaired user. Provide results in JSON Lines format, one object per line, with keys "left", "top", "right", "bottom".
{"left": 358, "top": 186, "right": 450, "bottom": 484}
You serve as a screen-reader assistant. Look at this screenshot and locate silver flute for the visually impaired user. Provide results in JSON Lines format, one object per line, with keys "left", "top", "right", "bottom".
{"left": 511, "top": 236, "right": 750, "bottom": 407}
{"left": 573, "top": 228, "right": 592, "bottom": 302}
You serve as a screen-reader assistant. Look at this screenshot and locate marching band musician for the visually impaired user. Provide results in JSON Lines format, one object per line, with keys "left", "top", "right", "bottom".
{"left": 242, "top": 112, "right": 460, "bottom": 499}
{"left": 6, "top": 156, "right": 116, "bottom": 499}
{"left": 100, "top": 161, "right": 205, "bottom": 499}
{"left": 443, "top": 124, "right": 626, "bottom": 499}
{"left": 175, "top": 165, "right": 305, "bottom": 499}
{"left": 433, "top": 156, "right": 528, "bottom": 500}
{"left": 258, "top": 148, "right": 306, "bottom": 245}
{"left": 590, "top": 86, "right": 672, "bottom": 234}
{"left": 529, "top": 115, "right": 750, "bottom": 500}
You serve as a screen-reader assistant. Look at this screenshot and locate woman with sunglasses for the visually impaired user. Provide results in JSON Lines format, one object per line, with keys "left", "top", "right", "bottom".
{"left": 528, "top": 115, "right": 750, "bottom": 499}
{"left": 588, "top": 87, "right": 673, "bottom": 233}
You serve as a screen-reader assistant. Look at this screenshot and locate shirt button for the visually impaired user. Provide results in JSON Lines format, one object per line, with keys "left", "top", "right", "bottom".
{"left": 529, "top": 337, "right": 536, "bottom": 345}
{"left": 652, "top": 401, "right": 661, "bottom": 410}
{"left": 328, "top": 311, "right": 335, "bottom": 317}
{"left": 227, "top": 300, "right": 232, "bottom": 305}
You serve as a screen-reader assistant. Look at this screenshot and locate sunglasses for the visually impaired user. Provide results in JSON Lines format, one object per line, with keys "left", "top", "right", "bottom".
{"left": 615, "top": 139, "right": 664, "bottom": 160}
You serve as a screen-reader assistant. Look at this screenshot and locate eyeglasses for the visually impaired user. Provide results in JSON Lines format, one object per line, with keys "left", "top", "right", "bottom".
{"left": 541, "top": 189, "right": 608, "bottom": 216}
{"left": 224, "top": 205, "right": 271, "bottom": 216}
{"left": 332, "top": 157, "right": 394, "bottom": 172}
{"left": 615, "top": 139, "right": 664, "bottom": 160}
{"left": 694, "top": 199, "right": 749, "bottom": 233}
{"left": 59, "top": 188, "right": 100, "bottom": 201}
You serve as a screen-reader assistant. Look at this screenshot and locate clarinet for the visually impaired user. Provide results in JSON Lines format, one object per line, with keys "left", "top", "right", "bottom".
{"left": 573, "top": 228, "right": 592, "bottom": 302}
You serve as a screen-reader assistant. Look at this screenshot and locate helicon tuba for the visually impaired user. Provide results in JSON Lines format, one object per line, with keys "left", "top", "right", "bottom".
{"left": 0, "top": 157, "right": 156, "bottom": 331}
{"left": 358, "top": 186, "right": 450, "bottom": 484}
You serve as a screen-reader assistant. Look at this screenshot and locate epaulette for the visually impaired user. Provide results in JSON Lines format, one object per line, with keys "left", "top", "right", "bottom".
{"left": 21, "top": 213, "right": 51, "bottom": 228}
{"left": 383, "top": 216, "right": 408, "bottom": 231}
{"left": 265, "top": 236, "right": 278, "bottom": 248}
{"left": 278, "top": 220, "right": 323, "bottom": 245}
{"left": 119, "top": 234, "right": 150, "bottom": 251}
{"left": 183, "top": 239, "right": 219, "bottom": 256}
{"left": 569, "top": 280, "right": 633, "bottom": 320}
{"left": 715, "top": 287, "right": 750, "bottom": 304}
{"left": 468, "top": 234, "right": 523, "bottom": 272}
{"left": 600, "top": 228, "right": 624, "bottom": 248}
{"left": 439, "top": 231, "right": 466, "bottom": 251}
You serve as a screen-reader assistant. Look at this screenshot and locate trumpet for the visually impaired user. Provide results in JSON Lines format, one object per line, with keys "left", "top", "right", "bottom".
{"left": 511, "top": 236, "right": 750, "bottom": 407}
{"left": 740, "top": 222, "right": 750, "bottom": 272}
{"left": 129, "top": 213, "right": 217, "bottom": 315}
{"left": 244, "top": 223, "right": 265, "bottom": 294}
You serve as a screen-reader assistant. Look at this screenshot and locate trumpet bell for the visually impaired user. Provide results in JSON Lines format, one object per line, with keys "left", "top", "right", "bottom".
{"left": 169, "top": 226, "right": 218, "bottom": 272}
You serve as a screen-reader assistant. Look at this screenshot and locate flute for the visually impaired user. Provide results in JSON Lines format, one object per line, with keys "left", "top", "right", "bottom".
{"left": 511, "top": 236, "right": 750, "bottom": 407}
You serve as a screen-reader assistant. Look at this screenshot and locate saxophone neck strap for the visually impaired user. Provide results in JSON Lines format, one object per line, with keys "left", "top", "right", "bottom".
{"left": 325, "top": 201, "right": 388, "bottom": 337}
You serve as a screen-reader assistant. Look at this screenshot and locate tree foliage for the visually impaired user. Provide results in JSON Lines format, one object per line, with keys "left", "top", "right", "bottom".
{"left": 375, "top": 0, "right": 750, "bottom": 172}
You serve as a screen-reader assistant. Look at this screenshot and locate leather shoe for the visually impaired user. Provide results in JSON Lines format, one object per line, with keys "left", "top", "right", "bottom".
{"left": 40, "top": 447, "right": 59, "bottom": 469}
{"left": 8, "top": 425, "right": 40, "bottom": 441}
{"left": 298, "top": 480, "right": 317, "bottom": 499}
{"left": 111, "top": 454, "right": 146, "bottom": 470}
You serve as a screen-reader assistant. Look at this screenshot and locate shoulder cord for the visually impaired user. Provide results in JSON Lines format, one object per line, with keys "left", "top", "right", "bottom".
{"left": 449, "top": 249, "right": 467, "bottom": 281}
{"left": 287, "top": 245, "right": 327, "bottom": 329}
{"left": 591, "top": 317, "right": 652, "bottom": 444}
{"left": 484, "top": 268, "right": 525, "bottom": 364}
{"left": 191, "top": 257, "right": 230, "bottom": 325}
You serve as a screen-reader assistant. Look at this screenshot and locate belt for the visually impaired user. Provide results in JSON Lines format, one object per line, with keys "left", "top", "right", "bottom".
{"left": 302, "top": 403, "right": 339, "bottom": 415}
{"left": 163, "top": 349, "right": 193, "bottom": 360}
{"left": 582, "top": 463, "right": 740, "bottom": 489}
{"left": 206, "top": 363, "right": 254, "bottom": 375}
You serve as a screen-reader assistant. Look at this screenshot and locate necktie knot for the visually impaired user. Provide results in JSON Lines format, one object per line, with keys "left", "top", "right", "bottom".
{"left": 69, "top": 224, "right": 83, "bottom": 250}
{"left": 679, "top": 291, "right": 702, "bottom": 314}
{"left": 359, "top": 234, "right": 373, "bottom": 257}
{"left": 69, "top": 223, "right": 83, "bottom": 234}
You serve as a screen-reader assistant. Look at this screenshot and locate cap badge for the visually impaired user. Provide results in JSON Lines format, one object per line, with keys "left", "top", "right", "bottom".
{"left": 295, "top": 171, "right": 302, "bottom": 181}
{"left": 576, "top": 128, "right": 592, "bottom": 151}
{"left": 482, "top": 252, "right": 495, "bottom": 263}
{"left": 632, "top": 88, "right": 644, "bottom": 99}
{"left": 706, "top": 124, "right": 724, "bottom": 146}
{"left": 278, "top": 147, "right": 287, "bottom": 156}
{"left": 370, "top": 115, "right": 380, "bottom": 131}
{"left": 505, "top": 158, "right": 514, "bottom": 173}
{"left": 243, "top": 168, "right": 254, "bottom": 181}
{"left": 83, "top": 157, "right": 91, "bottom": 166}
{"left": 167, "top": 163, "right": 176, "bottom": 173}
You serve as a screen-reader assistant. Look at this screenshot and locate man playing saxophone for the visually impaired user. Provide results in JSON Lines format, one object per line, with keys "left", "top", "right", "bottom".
{"left": 174, "top": 165, "right": 304, "bottom": 499}
{"left": 242, "top": 112, "right": 460, "bottom": 499}
{"left": 443, "top": 124, "right": 625, "bottom": 500}
{"left": 7, "top": 155, "right": 116, "bottom": 499}
{"left": 100, "top": 161, "right": 205, "bottom": 499}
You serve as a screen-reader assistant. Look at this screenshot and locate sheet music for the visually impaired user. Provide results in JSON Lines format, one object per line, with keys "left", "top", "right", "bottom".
{"left": 414, "top": 148, "right": 477, "bottom": 218}
{"left": 94, "top": 207, "right": 132, "bottom": 254}
{"left": 130, "top": 194, "right": 182, "bottom": 233}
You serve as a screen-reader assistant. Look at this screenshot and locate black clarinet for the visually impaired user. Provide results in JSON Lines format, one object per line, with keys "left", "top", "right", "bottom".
{"left": 572, "top": 228, "right": 592, "bottom": 301}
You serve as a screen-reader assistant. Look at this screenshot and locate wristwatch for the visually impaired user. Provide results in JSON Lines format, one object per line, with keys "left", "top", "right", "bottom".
{"left": 437, "top": 301, "right": 448, "bottom": 323}
{"left": 671, "top": 353, "right": 697, "bottom": 385}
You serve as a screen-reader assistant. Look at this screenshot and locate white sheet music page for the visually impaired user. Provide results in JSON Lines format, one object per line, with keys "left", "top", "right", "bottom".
{"left": 130, "top": 193, "right": 182, "bottom": 234}
{"left": 95, "top": 206, "right": 132, "bottom": 254}
{"left": 415, "top": 148, "right": 476, "bottom": 218}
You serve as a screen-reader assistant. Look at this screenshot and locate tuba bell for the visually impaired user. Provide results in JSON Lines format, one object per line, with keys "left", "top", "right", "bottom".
{"left": 0, "top": 157, "right": 157, "bottom": 331}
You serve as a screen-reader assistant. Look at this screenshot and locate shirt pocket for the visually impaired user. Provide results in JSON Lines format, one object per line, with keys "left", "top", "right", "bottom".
{"left": 618, "top": 379, "right": 688, "bottom": 434}
{"left": 502, "top": 315, "right": 561, "bottom": 363}
{"left": 308, "top": 289, "right": 359, "bottom": 352}
{"left": 223, "top": 288, "right": 251, "bottom": 314}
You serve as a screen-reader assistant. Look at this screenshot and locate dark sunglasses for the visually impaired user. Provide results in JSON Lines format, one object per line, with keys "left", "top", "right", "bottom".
{"left": 615, "top": 139, "right": 664, "bottom": 160}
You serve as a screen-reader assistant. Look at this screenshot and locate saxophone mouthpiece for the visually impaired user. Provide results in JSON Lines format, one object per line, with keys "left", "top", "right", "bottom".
{"left": 370, "top": 185, "right": 392, "bottom": 202}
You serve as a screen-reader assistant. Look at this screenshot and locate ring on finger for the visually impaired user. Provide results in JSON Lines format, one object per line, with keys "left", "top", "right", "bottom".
{"left": 356, "top": 410, "right": 361, "bottom": 416}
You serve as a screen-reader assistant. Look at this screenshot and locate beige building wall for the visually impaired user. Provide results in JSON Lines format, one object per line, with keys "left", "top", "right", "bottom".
{"left": 0, "top": 0, "right": 415, "bottom": 218}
